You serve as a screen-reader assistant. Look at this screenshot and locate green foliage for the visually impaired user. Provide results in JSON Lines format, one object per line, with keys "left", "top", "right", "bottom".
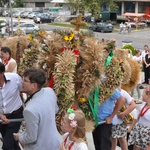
{"left": 0, "top": 20, "right": 6, "bottom": 30}
{"left": 109, "top": 1, "right": 119, "bottom": 11}
{"left": 13, "top": 0, "right": 24, "bottom": 8}
{"left": 122, "top": 44, "right": 136, "bottom": 56}
{"left": 66, "top": 0, "right": 119, "bottom": 20}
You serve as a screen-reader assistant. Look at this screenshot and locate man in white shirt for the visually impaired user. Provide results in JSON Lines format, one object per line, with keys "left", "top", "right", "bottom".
{"left": 141, "top": 45, "right": 149, "bottom": 84}
{"left": 0, "top": 62, "right": 23, "bottom": 150}
{"left": 119, "top": 22, "right": 124, "bottom": 33}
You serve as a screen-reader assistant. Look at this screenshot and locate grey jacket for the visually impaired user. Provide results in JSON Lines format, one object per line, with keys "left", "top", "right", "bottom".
{"left": 19, "top": 87, "right": 61, "bottom": 150}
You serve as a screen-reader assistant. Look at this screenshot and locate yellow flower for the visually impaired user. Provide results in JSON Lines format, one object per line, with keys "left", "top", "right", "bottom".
{"left": 28, "top": 34, "right": 33, "bottom": 41}
{"left": 64, "top": 35, "right": 69, "bottom": 41}
{"left": 79, "top": 98, "right": 86, "bottom": 103}
{"left": 120, "top": 59, "right": 123, "bottom": 63}
{"left": 64, "top": 33, "right": 74, "bottom": 41}
{"left": 39, "top": 31, "right": 45, "bottom": 37}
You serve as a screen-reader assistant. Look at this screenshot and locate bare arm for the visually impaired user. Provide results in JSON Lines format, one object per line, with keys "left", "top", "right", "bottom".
{"left": 106, "top": 96, "right": 125, "bottom": 124}
{"left": 118, "top": 100, "right": 136, "bottom": 119}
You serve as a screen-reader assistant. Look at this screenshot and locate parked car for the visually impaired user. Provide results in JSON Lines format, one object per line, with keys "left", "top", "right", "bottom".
{"left": 33, "top": 13, "right": 43, "bottom": 23}
{"left": 20, "top": 11, "right": 31, "bottom": 18}
{"left": 6, "top": 21, "right": 25, "bottom": 33}
{"left": 83, "top": 16, "right": 92, "bottom": 22}
{"left": 125, "top": 22, "right": 147, "bottom": 28}
{"left": 89, "top": 22, "right": 113, "bottom": 32}
{"left": 10, "top": 23, "right": 40, "bottom": 34}
{"left": 34, "top": 13, "right": 55, "bottom": 23}
{"left": 0, "top": 9, "right": 4, "bottom": 16}
{"left": 2, "top": 10, "right": 10, "bottom": 16}
{"left": 13, "top": 11, "right": 24, "bottom": 18}
{"left": 28, "top": 12, "right": 40, "bottom": 19}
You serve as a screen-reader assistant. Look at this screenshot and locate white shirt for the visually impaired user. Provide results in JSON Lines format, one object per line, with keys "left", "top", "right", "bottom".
{"left": 62, "top": 133, "right": 88, "bottom": 150}
{"left": 138, "top": 102, "right": 150, "bottom": 127}
{"left": 113, "top": 89, "right": 134, "bottom": 125}
{"left": 133, "top": 55, "right": 142, "bottom": 63}
{"left": 141, "top": 50, "right": 148, "bottom": 60}
{"left": 5, "top": 58, "right": 17, "bottom": 73}
{"left": 0, "top": 73, "right": 22, "bottom": 114}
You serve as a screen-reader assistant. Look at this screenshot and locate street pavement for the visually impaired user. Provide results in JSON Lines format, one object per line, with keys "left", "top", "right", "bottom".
{"left": 0, "top": 17, "right": 146, "bottom": 150}
{"left": 1, "top": 16, "right": 150, "bottom": 50}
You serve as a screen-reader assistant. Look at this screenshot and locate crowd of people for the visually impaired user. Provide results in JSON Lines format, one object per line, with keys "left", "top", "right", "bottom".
{"left": 0, "top": 45, "right": 150, "bottom": 150}
{"left": 119, "top": 22, "right": 131, "bottom": 34}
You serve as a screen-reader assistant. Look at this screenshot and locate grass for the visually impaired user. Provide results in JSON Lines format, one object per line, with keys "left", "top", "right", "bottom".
{"left": 49, "top": 22, "right": 88, "bottom": 29}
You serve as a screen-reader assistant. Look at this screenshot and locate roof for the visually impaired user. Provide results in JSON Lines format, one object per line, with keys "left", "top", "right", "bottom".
{"left": 123, "top": 12, "right": 150, "bottom": 19}
{"left": 123, "top": 13, "right": 146, "bottom": 17}
{"left": 51, "top": 0, "right": 66, "bottom": 3}
{"left": 23, "top": 0, "right": 50, "bottom": 2}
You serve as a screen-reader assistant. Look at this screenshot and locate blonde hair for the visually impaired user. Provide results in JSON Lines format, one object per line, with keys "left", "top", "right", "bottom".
{"left": 69, "top": 110, "right": 86, "bottom": 141}
{"left": 145, "top": 86, "right": 150, "bottom": 96}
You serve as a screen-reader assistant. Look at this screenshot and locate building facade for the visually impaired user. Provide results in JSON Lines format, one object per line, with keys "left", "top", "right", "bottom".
{"left": 23, "top": 0, "right": 52, "bottom": 8}
{"left": 22, "top": 0, "right": 150, "bottom": 16}
{"left": 115, "top": 0, "right": 150, "bottom": 15}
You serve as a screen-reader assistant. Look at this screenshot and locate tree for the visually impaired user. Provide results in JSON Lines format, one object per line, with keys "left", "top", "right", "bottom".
{"left": 66, "top": 0, "right": 118, "bottom": 19}
{"left": 13, "top": 0, "right": 23, "bottom": 8}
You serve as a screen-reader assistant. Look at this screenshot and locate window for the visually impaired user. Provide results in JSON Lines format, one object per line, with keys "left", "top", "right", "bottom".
{"left": 35, "top": 2, "right": 45, "bottom": 7}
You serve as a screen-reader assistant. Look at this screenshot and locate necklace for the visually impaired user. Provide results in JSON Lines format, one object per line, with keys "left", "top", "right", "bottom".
{"left": 140, "top": 104, "right": 150, "bottom": 116}
{"left": 64, "top": 135, "right": 75, "bottom": 150}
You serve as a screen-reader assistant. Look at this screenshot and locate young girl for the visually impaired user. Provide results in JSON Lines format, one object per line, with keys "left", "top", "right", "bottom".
{"left": 1, "top": 47, "right": 17, "bottom": 73}
{"left": 60, "top": 108, "right": 88, "bottom": 150}
{"left": 128, "top": 86, "right": 150, "bottom": 150}
{"left": 111, "top": 86, "right": 136, "bottom": 150}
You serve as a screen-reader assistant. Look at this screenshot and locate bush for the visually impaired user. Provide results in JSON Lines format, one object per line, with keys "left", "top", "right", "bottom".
{"left": 122, "top": 44, "right": 136, "bottom": 56}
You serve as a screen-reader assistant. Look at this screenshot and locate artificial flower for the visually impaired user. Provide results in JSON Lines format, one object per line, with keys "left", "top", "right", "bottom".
{"left": 71, "top": 105, "right": 78, "bottom": 110}
{"left": 67, "top": 108, "right": 74, "bottom": 114}
{"left": 79, "top": 98, "right": 86, "bottom": 103}
{"left": 70, "top": 120, "right": 77, "bottom": 128}
{"left": 39, "top": 31, "right": 45, "bottom": 37}
{"left": 120, "top": 59, "right": 123, "bottom": 63}
{"left": 28, "top": 34, "right": 33, "bottom": 41}
{"left": 68, "top": 113, "right": 75, "bottom": 120}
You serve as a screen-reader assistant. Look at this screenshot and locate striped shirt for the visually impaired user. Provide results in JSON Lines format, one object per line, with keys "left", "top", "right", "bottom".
{"left": 0, "top": 73, "right": 23, "bottom": 114}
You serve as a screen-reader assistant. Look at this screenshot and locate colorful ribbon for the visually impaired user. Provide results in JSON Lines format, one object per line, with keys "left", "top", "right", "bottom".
{"left": 105, "top": 51, "right": 114, "bottom": 66}
{"left": 88, "top": 85, "right": 100, "bottom": 126}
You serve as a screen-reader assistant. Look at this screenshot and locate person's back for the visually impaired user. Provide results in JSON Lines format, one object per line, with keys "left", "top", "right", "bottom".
{"left": 20, "top": 87, "right": 60, "bottom": 150}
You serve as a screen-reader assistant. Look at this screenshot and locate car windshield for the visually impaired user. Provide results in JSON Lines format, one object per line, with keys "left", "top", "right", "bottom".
{"left": 20, "top": 24, "right": 27, "bottom": 27}
{"left": 37, "top": 13, "right": 42, "bottom": 17}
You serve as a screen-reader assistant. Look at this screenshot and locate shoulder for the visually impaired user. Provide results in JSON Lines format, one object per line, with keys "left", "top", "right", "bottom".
{"left": 42, "top": 87, "right": 56, "bottom": 96}
{"left": 121, "top": 89, "right": 128, "bottom": 96}
{"left": 62, "top": 132, "right": 69, "bottom": 140}
{"left": 4, "top": 72, "right": 21, "bottom": 80}
{"left": 110, "top": 89, "right": 121, "bottom": 99}
{"left": 9, "top": 58, "right": 16, "bottom": 63}
{"left": 75, "top": 142, "right": 88, "bottom": 150}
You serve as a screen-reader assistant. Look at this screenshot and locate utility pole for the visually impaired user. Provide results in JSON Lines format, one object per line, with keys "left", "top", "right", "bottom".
{"left": 9, "top": 0, "right": 13, "bottom": 35}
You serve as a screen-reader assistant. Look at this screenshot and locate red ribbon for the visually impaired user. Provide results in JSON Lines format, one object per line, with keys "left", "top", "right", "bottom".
{"left": 71, "top": 104, "right": 78, "bottom": 110}
{"left": 3, "top": 59, "right": 9, "bottom": 66}
{"left": 48, "top": 75, "right": 54, "bottom": 88}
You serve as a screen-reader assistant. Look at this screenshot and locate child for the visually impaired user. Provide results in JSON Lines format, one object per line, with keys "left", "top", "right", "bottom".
{"left": 111, "top": 86, "right": 136, "bottom": 150}
{"left": 128, "top": 86, "right": 150, "bottom": 150}
{"left": 60, "top": 108, "right": 88, "bottom": 150}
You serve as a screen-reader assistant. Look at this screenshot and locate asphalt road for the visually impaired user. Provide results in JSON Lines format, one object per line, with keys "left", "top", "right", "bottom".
{"left": 40, "top": 23, "right": 150, "bottom": 50}
{"left": 1, "top": 17, "right": 150, "bottom": 50}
